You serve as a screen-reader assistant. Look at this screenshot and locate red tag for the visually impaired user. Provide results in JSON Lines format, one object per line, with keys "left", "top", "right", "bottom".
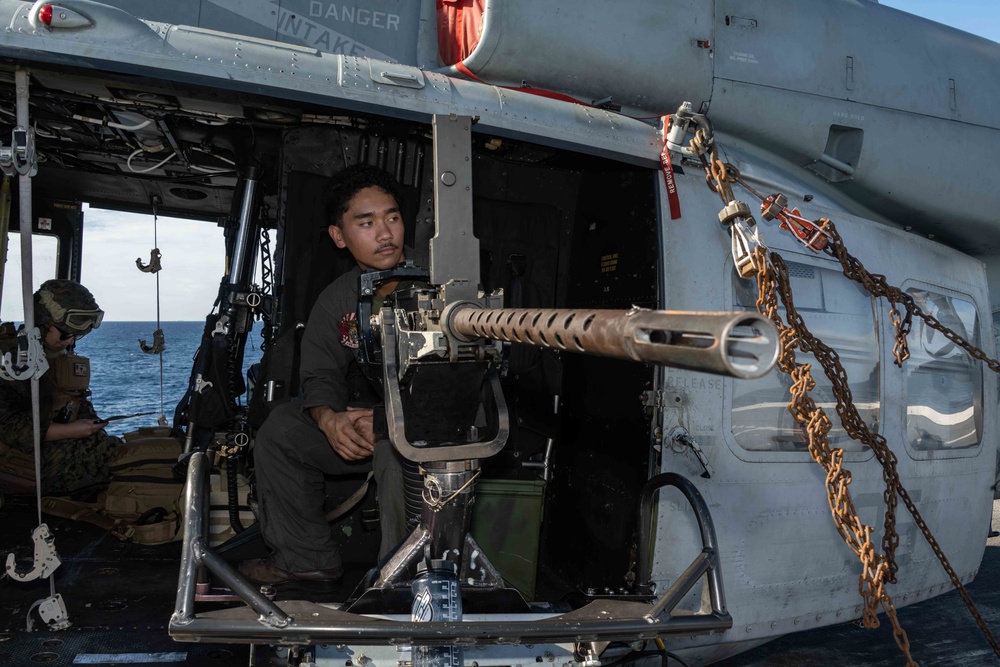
{"left": 659, "top": 144, "right": 682, "bottom": 220}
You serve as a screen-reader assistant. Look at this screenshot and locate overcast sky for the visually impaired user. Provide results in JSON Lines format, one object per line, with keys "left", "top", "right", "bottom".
{"left": 1, "top": 2, "right": 997, "bottom": 322}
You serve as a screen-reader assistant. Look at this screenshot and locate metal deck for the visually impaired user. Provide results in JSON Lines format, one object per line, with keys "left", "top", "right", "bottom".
{"left": 3, "top": 494, "right": 999, "bottom": 666}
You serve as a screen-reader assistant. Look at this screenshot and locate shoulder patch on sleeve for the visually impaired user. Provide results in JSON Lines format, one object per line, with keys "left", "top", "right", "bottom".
{"left": 339, "top": 312, "right": 360, "bottom": 349}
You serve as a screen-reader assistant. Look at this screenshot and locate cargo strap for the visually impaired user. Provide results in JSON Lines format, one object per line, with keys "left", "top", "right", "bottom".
{"left": 41, "top": 497, "right": 125, "bottom": 534}
{"left": 323, "top": 471, "right": 374, "bottom": 523}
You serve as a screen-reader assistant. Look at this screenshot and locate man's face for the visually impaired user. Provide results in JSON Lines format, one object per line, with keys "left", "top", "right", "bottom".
{"left": 43, "top": 324, "right": 75, "bottom": 352}
{"left": 328, "top": 185, "right": 405, "bottom": 271}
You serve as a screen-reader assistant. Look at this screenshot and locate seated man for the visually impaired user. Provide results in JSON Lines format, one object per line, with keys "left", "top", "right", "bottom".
{"left": 241, "top": 164, "right": 410, "bottom": 587}
{"left": 0, "top": 280, "right": 119, "bottom": 496}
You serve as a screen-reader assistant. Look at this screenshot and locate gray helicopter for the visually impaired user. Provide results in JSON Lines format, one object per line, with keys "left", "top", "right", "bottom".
{"left": 0, "top": 1, "right": 997, "bottom": 666}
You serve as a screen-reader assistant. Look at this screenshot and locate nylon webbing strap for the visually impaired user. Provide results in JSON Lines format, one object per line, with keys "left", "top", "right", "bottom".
{"left": 324, "top": 471, "right": 374, "bottom": 523}
{"left": 14, "top": 67, "right": 57, "bottom": 601}
{"left": 14, "top": 69, "right": 42, "bottom": 522}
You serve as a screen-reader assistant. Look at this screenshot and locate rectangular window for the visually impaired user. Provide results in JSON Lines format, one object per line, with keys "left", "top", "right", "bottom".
{"left": 0, "top": 232, "right": 60, "bottom": 322}
{"left": 731, "top": 261, "right": 879, "bottom": 452}
{"left": 904, "top": 289, "right": 981, "bottom": 451}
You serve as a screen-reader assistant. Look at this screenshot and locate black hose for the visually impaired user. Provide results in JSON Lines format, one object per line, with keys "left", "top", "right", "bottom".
{"left": 402, "top": 460, "right": 423, "bottom": 522}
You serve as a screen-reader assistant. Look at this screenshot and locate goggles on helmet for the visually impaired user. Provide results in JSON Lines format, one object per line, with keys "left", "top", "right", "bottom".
{"left": 62, "top": 308, "right": 104, "bottom": 335}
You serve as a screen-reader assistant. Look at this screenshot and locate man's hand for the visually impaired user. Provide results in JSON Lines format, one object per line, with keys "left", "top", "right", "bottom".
{"left": 311, "top": 405, "right": 375, "bottom": 461}
{"left": 45, "top": 418, "right": 108, "bottom": 441}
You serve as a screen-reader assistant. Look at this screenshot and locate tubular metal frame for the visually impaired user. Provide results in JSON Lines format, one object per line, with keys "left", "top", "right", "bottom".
{"left": 169, "top": 452, "right": 732, "bottom": 646}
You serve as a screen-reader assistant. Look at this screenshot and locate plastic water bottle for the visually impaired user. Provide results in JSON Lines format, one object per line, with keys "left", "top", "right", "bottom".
{"left": 411, "top": 559, "right": 463, "bottom": 667}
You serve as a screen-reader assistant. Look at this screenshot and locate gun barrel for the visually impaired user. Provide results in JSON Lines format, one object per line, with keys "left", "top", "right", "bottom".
{"left": 447, "top": 307, "right": 778, "bottom": 379}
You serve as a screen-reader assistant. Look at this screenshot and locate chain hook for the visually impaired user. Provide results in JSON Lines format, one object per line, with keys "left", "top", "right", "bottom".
{"left": 0, "top": 326, "right": 48, "bottom": 381}
{"left": 663, "top": 101, "right": 714, "bottom": 158}
{"left": 135, "top": 247, "right": 162, "bottom": 273}
{"left": 718, "top": 200, "right": 763, "bottom": 278}
{"left": 138, "top": 328, "right": 165, "bottom": 355}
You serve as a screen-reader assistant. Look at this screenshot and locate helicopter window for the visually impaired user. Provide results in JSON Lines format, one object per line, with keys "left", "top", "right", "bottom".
{"left": 0, "top": 232, "right": 60, "bottom": 321}
{"left": 730, "top": 261, "right": 879, "bottom": 452}
{"left": 904, "top": 290, "right": 982, "bottom": 452}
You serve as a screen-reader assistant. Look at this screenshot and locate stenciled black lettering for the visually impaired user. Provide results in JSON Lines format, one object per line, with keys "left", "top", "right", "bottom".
{"left": 331, "top": 35, "right": 350, "bottom": 53}
{"left": 315, "top": 29, "right": 332, "bottom": 50}
{"left": 280, "top": 12, "right": 303, "bottom": 35}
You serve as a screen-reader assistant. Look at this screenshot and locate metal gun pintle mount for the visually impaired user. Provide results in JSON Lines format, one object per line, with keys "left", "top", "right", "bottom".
{"left": 442, "top": 304, "right": 780, "bottom": 379}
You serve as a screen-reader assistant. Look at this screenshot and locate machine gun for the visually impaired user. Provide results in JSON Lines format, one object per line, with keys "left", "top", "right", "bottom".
{"left": 358, "top": 116, "right": 780, "bottom": 598}
{"left": 364, "top": 276, "right": 779, "bottom": 593}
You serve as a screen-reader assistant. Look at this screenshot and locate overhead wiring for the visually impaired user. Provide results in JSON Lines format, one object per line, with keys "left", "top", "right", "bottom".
{"left": 126, "top": 147, "right": 176, "bottom": 174}
{"left": 72, "top": 114, "right": 152, "bottom": 132}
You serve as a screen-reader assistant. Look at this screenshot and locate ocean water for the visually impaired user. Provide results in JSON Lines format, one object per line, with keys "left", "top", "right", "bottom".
{"left": 72, "top": 321, "right": 264, "bottom": 437}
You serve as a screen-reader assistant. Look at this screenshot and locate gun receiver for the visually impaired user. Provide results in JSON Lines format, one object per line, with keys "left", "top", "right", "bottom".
{"left": 444, "top": 306, "right": 779, "bottom": 379}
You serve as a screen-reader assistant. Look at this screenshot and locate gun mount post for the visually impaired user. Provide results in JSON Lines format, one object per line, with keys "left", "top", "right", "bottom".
{"left": 429, "top": 114, "right": 478, "bottom": 304}
{"left": 372, "top": 115, "right": 502, "bottom": 594}
{"left": 227, "top": 165, "right": 261, "bottom": 294}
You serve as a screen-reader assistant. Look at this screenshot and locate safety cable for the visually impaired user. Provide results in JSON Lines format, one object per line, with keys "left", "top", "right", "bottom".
{"left": 152, "top": 201, "right": 165, "bottom": 424}
{"left": 137, "top": 197, "right": 167, "bottom": 424}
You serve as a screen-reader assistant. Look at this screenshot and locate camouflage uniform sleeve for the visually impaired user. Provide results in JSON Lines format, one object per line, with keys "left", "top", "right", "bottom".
{"left": 0, "top": 375, "right": 55, "bottom": 453}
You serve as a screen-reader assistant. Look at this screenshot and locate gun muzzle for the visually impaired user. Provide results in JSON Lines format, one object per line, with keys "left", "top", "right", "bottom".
{"left": 446, "top": 307, "right": 778, "bottom": 379}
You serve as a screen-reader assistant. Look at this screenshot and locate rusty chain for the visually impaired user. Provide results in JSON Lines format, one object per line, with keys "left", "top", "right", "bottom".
{"left": 694, "top": 128, "right": 737, "bottom": 205}
{"left": 814, "top": 223, "right": 1000, "bottom": 659}
{"left": 754, "top": 247, "right": 917, "bottom": 666}
{"left": 683, "top": 129, "right": 1000, "bottom": 662}
{"left": 821, "top": 222, "right": 1000, "bottom": 373}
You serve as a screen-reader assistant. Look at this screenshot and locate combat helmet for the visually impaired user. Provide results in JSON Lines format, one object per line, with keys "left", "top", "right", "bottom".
{"left": 33, "top": 279, "right": 104, "bottom": 338}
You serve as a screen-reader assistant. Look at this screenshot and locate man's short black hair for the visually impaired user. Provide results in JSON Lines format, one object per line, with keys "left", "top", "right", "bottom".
{"left": 326, "top": 163, "right": 402, "bottom": 227}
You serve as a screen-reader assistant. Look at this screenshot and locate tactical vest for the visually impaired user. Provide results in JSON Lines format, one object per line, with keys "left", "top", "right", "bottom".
{"left": 48, "top": 351, "right": 91, "bottom": 423}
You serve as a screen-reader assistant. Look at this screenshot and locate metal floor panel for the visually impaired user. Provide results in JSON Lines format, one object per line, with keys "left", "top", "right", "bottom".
{"left": 1, "top": 630, "right": 245, "bottom": 666}
{"left": 5, "top": 492, "right": 1000, "bottom": 666}
{"left": 1, "top": 494, "right": 250, "bottom": 666}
